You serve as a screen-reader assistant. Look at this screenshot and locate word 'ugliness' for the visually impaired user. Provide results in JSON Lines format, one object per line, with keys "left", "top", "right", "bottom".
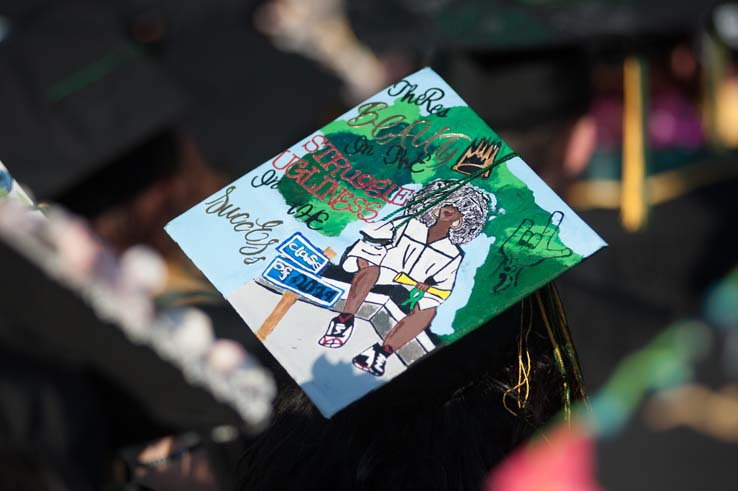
{"left": 272, "top": 134, "right": 415, "bottom": 222}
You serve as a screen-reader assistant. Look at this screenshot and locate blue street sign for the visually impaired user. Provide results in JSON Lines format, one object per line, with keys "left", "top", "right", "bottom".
{"left": 262, "top": 257, "right": 344, "bottom": 308}
{"left": 275, "top": 232, "right": 330, "bottom": 274}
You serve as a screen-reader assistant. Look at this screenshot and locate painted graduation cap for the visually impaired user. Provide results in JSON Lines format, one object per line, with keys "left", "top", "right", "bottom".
{"left": 166, "top": 68, "right": 606, "bottom": 417}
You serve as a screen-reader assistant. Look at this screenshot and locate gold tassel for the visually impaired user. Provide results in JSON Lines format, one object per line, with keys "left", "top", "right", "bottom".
{"left": 535, "top": 291, "right": 572, "bottom": 424}
{"left": 621, "top": 56, "right": 649, "bottom": 232}
{"left": 504, "top": 288, "right": 590, "bottom": 422}
{"left": 503, "top": 298, "right": 533, "bottom": 416}
{"left": 549, "top": 284, "right": 590, "bottom": 410}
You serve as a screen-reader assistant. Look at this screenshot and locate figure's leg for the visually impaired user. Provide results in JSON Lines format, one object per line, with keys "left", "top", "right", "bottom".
{"left": 383, "top": 306, "right": 437, "bottom": 352}
{"left": 319, "top": 258, "right": 379, "bottom": 348}
{"left": 352, "top": 306, "right": 437, "bottom": 376}
{"left": 343, "top": 258, "right": 379, "bottom": 314}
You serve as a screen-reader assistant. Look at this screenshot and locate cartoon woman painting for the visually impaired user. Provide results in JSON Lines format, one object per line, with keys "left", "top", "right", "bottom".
{"left": 318, "top": 179, "right": 493, "bottom": 376}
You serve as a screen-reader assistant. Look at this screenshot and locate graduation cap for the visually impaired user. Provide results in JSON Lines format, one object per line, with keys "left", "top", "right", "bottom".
{"left": 345, "top": 0, "right": 723, "bottom": 52}
{"left": 165, "top": 67, "right": 605, "bottom": 418}
{"left": 342, "top": 1, "right": 734, "bottom": 233}
{"left": 0, "top": 201, "right": 276, "bottom": 431}
{"left": 0, "top": 1, "right": 185, "bottom": 205}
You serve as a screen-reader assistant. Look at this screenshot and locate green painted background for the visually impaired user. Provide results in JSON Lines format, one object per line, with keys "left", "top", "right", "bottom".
{"left": 277, "top": 99, "right": 581, "bottom": 343}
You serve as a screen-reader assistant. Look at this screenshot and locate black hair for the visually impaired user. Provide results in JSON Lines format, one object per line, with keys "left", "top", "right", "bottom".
{"left": 238, "top": 283, "right": 584, "bottom": 491}
{"left": 54, "top": 131, "right": 179, "bottom": 218}
{"left": 0, "top": 443, "right": 74, "bottom": 491}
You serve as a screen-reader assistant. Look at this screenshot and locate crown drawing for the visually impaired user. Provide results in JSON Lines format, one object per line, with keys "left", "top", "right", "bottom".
{"left": 451, "top": 138, "right": 500, "bottom": 179}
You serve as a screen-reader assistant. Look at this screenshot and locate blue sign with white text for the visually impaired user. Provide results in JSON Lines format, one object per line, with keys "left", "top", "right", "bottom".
{"left": 275, "top": 232, "right": 330, "bottom": 274}
{"left": 262, "top": 256, "right": 344, "bottom": 308}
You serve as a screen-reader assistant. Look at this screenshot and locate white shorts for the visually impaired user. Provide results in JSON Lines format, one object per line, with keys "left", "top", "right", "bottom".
{"left": 342, "top": 242, "right": 441, "bottom": 311}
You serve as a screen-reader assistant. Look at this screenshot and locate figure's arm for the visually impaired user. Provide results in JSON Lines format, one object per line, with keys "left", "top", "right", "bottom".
{"left": 425, "top": 255, "right": 462, "bottom": 301}
{"left": 359, "top": 221, "right": 395, "bottom": 242}
{"left": 389, "top": 220, "right": 408, "bottom": 248}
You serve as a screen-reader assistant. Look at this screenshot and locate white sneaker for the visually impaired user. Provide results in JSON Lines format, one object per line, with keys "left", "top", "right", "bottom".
{"left": 352, "top": 343, "right": 388, "bottom": 376}
{"left": 318, "top": 313, "right": 355, "bottom": 348}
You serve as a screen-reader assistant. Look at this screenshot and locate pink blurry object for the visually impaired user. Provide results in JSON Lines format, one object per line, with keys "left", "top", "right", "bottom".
{"left": 207, "top": 339, "right": 247, "bottom": 375}
{"left": 120, "top": 245, "right": 167, "bottom": 295}
{"left": 591, "top": 90, "right": 704, "bottom": 151}
{"left": 46, "top": 209, "right": 105, "bottom": 278}
{"left": 486, "top": 425, "right": 601, "bottom": 491}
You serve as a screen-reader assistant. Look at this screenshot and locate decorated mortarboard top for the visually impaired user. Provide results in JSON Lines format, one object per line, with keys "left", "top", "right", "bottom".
{"left": 0, "top": 161, "right": 276, "bottom": 429}
{"left": 166, "top": 67, "right": 606, "bottom": 417}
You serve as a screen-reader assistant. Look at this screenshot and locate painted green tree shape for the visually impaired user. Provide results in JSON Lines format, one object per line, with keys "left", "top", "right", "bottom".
{"left": 276, "top": 98, "right": 582, "bottom": 343}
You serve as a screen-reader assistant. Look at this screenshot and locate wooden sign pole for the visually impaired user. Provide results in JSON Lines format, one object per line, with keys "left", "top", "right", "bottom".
{"left": 256, "top": 247, "right": 336, "bottom": 341}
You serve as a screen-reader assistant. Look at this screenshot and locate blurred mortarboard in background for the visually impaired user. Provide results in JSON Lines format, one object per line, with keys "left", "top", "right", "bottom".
{"left": 0, "top": 0, "right": 343, "bottom": 184}
{"left": 0, "top": 1, "right": 186, "bottom": 202}
{"left": 343, "top": 0, "right": 722, "bottom": 130}
{"left": 149, "top": 1, "right": 342, "bottom": 177}
{"left": 346, "top": 0, "right": 723, "bottom": 52}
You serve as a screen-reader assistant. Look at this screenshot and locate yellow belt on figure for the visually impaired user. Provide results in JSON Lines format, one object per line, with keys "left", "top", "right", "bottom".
{"left": 393, "top": 272, "right": 452, "bottom": 300}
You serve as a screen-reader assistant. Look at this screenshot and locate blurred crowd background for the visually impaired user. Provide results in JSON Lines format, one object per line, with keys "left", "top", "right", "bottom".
{"left": 1, "top": 1, "right": 738, "bottom": 490}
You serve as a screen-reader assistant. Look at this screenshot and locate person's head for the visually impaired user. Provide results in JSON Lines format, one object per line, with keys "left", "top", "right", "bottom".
{"left": 0, "top": 2, "right": 229, "bottom": 257}
{"left": 238, "top": 283, "right": 584, "bottom": 491}
{"left": 437, "top": 204, "right": 462, "bottom": 224}
{"left": 54, "top": 130, "right": 227, "bottom": 255}
{"left": 411, "top": 179, "right": 493, "bottom": 245}
{"left": 0, "top": 443, "right": 71, "bottom": 491}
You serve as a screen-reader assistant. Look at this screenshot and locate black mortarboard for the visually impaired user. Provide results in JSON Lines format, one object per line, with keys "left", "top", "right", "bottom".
{"left": 347, "top": 0, "right": 723, "bottom": 52}
{"left": 0, "top": 1, "right": 185, "bottom": 200}
{"left": 344, "top": 0, "right": 724, "bottom": 130}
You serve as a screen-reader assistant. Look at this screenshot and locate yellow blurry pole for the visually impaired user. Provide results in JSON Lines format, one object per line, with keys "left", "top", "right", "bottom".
{"left": 621, "top": 56, "right": 649, "bottom": 232}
